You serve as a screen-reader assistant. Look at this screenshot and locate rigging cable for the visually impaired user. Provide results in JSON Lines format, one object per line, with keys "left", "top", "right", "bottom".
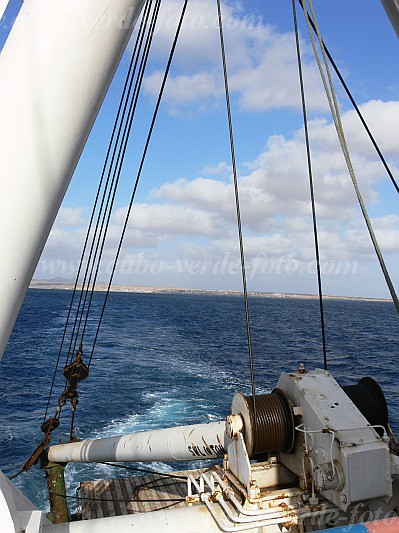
{"left": 57, "top": 492, "right": 186, "bottom": 506}
{"left": 99, "top": 462, "right": 189, "bottom": 480}
{"left": 87, "top": 0, "right": 189, "bottom": 369}
{"left": 65, "top": 0, "right": 156, "bottom": 366}
{"left": 8, "top": 468, "right": 24, "bottom": 481}
{"left": 216, "top": 0, "right": 257, "bottom": 412}
{"left": 297, "top": 0, "right": 399, "bottom": 196}
{"left": 66, "top": 1, "right": 163, "bottom": 440}
{"left": 292, "top": 0, "right": 328, "bottom": 370}
{"left": 302, "top": 0, "right": 399, "bottom": 314}
{"left": 42, "top": 1, "right": 154, "bottom": 423}
{"left": 70, "top": 0, "right": 161, "bottom": 358}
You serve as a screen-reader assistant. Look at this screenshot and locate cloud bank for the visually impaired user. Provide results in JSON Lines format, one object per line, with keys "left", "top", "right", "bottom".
{"left": 36, "top": 3, "right": 399, "bottom": 298}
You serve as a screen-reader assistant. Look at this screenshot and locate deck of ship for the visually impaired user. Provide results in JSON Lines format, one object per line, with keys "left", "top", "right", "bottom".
{"left": 79, "top": 466, "right": 221, "bottom": 519}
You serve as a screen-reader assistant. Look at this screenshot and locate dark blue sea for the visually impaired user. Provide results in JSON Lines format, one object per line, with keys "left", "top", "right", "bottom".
{"left": 0, "top": 289, "right": 397, "bottom": 511}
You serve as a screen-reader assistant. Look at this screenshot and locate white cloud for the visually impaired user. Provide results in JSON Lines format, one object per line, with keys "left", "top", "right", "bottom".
{"left": 45, "top": 99, "right": 399, "bottom": 286}
{"left": 56, "top": 207, "right": 86, "bottom": 227}
{"left": 371, "top": 215, "right": 399, "bottom": 252}
{"left": 229, "top": 30, "right": 328, "bottom": 113}
{"left": 40, "top": 209, "right": 87, "bottom": 261}
{"left": 113, "top": 203, "right": 228, "bottom": 239}
{"left": 144, "top": 71, "right": 221, "bottom": 108}
{"left": 203, "top": 161, "right": 231, "bottom": 176}
{"left": 38, "top": 65, "right": 399, "bottom": 298}
{"left": 143, "top": 0, "right": 328, "bottom": 113}
{"left": 151, "top": 128, "right": 382, "bottom": 230}
{"left": 153, "top": 177, "right": 236, "bottom": 220}
{"left": 307, "top": 100, "right": 399, "bottom": 160}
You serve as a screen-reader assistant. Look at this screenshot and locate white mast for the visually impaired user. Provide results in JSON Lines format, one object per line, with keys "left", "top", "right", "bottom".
{"left": 381, "top": 0, "right": 399, "bottom": 37}
{"left": 0, "top": 0, "right": 9, "bottom": 20}
{"left": 0, "top": 0, "right": 146, "bottom": 360}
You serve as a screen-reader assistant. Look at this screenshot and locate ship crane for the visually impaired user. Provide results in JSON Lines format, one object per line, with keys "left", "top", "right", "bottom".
{"left": 1, "top": 0, "right": 399, "bottom": 532}
{"left": 44, "top": 367, "right": 399, "bottom": 531}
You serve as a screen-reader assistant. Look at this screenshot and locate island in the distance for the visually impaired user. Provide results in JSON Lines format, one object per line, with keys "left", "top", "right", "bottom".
{"left": 29, "top": 279, "right": 390, "bottom": 303}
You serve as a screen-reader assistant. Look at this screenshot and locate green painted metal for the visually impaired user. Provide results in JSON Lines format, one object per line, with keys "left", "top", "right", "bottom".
{"left": 46, "top": 462, "right": 69, "bottom": 524}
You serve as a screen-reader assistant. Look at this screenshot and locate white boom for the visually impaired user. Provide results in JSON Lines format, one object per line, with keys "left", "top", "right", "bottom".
{"left": 0, "top": 0, "right": 146, "bottom": 361}
{"left": 48, "top": 421, "right": 227, "bottom": 464}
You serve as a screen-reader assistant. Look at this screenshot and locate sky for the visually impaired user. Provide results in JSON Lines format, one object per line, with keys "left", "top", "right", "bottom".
{"left": 2, "top": 1, "right": 399, "bottom": 298}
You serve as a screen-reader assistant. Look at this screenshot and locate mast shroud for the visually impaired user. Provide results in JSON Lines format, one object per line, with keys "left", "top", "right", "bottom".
{"left": 0, "top": 0, "right": 146, "bottom": 360}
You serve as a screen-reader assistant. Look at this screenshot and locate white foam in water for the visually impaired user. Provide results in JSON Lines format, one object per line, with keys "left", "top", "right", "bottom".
{"left": 73, "top": 390, "right": 222, "bottom": 484}
{"left": 11, "top": 392, "right": 210, "bottom": 514}
{"left": 92, "top": 391, "right": 202, "bottom": 439}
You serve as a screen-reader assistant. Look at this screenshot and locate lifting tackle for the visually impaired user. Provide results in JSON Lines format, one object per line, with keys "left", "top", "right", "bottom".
{"left": 22, "top": 417, "right": 60, "bottom": 473}
{"left": 21, "top": 347, "right": 90, "bottom": 523}
{"left": 23, "top": 346, "right": 89, "bottom": 474}
{"left": 57, "top": 345, "right": 89, "bottom": 415}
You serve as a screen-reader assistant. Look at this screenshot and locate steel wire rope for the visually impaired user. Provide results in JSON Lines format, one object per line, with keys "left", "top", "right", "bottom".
{"left": 216, "top": 1, "right": 257, "bottom": 415}
{"left": 48, "top": 2, "right": 154, "bottom": 422}
{"left": 8, "top": 468, "right": 24, "bottom": 481}
{"left": 75, "top": 0, "right": 162, "bottom": 357}
{"left": 297, "top": 0, "right": 399, "bottom": 196}
{"left": 69, "top": 0, "right": 160, "bottom": 361}
{"left": 87, "top": 1, "right": 189, "bottom": 368}
{"left": 55, "top": 491, "right": 186, "bottom": 505}
{"left": 64, "top": 0, "right": 153, "bottom": 368}
{"left": 292, "top": 0, "right": 328, "bottom": 370}
{"left": 65, "top": 2, "right": 162, "bottom": 439}
{"left": 302, "top": 0, "right": 399, "bottom": 313}
{"left": 99, "top": 462, "right": 189, "bottom": 480}
{"left": 42, "top": 1, "right": 153, "bottom": 422}
{"left": 61, "top": 2, "right": 162, "bottom": 441}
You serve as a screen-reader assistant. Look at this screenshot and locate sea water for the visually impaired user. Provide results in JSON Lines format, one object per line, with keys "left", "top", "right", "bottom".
{"left": 0, "top": 289, "right": 397, "bottom": 510}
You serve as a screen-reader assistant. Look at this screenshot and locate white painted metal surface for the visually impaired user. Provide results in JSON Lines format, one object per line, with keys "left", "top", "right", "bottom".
{"left": 277, "top": 370, "right": 391, "bottom": 512}
{"left": 48, "top": 421, "right": 227, "bottom": 464}
{"left": 381, "top": 0, "right": 399, "bottom": 37}
{"left": 226, "top": 432, "right": 252, "bottom": 489}
{"left": 0, "top": 0, "right": 9, "bottom": 22}
{"left": 41, "top": 506, "right": 231, "bottom": 533}
{"left": 0, "top": 468, "right": 52, "bottom": 533}
{"left": 0, "top": 470, "right": 18, "bottom": 532}
{"left": 0, "top": 2, "right": 146, "bottom": 530}
{"left": 0, "top": 0, "right": 146, "bottom": 361}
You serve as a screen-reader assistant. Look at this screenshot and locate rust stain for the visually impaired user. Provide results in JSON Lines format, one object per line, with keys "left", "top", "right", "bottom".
{"left": 269, "top": 492, "right": 292, "bottom": 500}
{"left": 267, "top": 501, "right": 285, "bottom": 509}
{"left": 283, "top": 519, "right": 298, "bottom": 528}
{"left": 309, "top": 503, "right": 324, "bottom": 512}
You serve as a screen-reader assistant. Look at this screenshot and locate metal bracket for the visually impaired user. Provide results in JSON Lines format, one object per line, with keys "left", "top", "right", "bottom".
{"left": 226, "top": 432, "right": 252, "bottom": 489}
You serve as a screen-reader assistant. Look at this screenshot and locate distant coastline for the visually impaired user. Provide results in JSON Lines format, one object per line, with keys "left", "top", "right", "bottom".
{"left": 29, "top": 280, "right": 390, "bottom": 303}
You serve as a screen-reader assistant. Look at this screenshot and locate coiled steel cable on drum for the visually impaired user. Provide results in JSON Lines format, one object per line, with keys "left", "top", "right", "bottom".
{"left": 342, "top": 377, "right": 389, "bottom": 435}
{"left": 232, "top": 390, "right": 294, "bottom": 456}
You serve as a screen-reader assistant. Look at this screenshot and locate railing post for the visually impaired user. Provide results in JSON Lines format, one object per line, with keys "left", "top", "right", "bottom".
{"left": 45, "top": 462, "right": 69, "bottom": 524}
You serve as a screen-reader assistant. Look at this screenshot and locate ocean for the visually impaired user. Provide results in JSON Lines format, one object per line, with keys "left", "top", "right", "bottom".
{"left": 0, "top": 288, "right": 397, "bottom": 511}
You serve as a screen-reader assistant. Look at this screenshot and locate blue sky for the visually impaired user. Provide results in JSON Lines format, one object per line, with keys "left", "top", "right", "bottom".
{"left": 2, "top": 1, "right": 399, "bottom": 298}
